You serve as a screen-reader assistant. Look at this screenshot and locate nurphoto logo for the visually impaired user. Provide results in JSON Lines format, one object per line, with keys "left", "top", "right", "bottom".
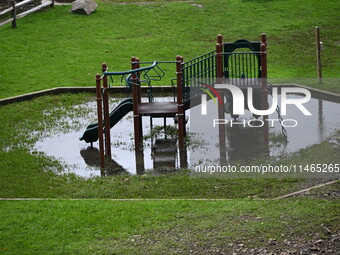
{"left": 200, "top": 83, "right": 312, "bottom": 128}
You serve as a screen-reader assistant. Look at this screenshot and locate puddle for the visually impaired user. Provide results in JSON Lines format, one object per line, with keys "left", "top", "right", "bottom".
{"left": 33, "top": 97, "right": 184, "bottom": 177}
{"left": 33, "top": 92, "right": 340, "bottom": 178}
{"left": 269, "top": 95, "right": 340, "bottom": 156}
{"left": 189, "top": 91, "right": 340, "bottom": 167}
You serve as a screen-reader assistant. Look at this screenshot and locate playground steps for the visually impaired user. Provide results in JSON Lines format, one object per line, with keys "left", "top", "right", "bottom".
{"left": 152, "top": 139, "right": 177, "bottom": 172}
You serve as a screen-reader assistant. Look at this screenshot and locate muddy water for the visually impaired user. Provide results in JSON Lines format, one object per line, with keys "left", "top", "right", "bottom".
{"left": 33, "top": 93, "right": 340, "bottom": 178}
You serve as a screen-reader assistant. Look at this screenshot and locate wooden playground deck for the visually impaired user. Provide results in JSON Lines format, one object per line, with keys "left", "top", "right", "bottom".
{"left": 138, "top": 102, "right": 177, "bottom": 117}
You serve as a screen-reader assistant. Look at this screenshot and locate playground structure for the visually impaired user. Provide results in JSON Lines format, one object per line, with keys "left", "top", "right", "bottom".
{"left": 80, "top": 33, "right": 270, "bottom": 169}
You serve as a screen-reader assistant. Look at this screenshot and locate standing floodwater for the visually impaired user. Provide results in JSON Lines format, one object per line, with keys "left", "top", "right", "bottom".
{"left": 34, "top": 97, "right": 183, "bottom": 177}
{"left": 33, "top": 93, "right": 340, "bottom": 178}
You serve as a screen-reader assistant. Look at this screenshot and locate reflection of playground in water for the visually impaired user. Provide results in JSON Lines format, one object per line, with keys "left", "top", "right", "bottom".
{"left": 190, "top": 90, "right": 340, "bottom": 167}
{"left": 33, "top": 90, "right": 340, "bottom": 178}
{"left": 80, "top": 137, "right": 187, "bottom": 176}
{"left": 80, "top": 147, "right": 127, "bottom": 176}
{"left": 225, "top": 124, "right": 268, "bottom": 162}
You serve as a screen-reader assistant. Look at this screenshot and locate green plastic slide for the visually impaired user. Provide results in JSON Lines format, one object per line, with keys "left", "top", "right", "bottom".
{"left": 79, "top": 98, "right": 133, "bottom": 143}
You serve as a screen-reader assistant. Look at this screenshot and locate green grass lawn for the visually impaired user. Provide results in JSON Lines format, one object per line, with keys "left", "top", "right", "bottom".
{"left": 1, "top": 198, "right": 339, "bottom": 254}
{"left": 0, "top": 0, "right": 339, "bottom": 99}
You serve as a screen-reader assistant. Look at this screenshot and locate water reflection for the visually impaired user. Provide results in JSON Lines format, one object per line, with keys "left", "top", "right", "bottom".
{"left": 80, "top": 147, "right": 127, "bottom": 176}
{"left": 225, "top": 124, "right": 269, "bottom": 161}
{"left": 190, "top": 90, "right": 340, "bottom": 168}
{"left": 318, "top": 99, "right": 324, "bottom": 143}
{"left": 152, "top": 138, "right": 177, "bottom": 173}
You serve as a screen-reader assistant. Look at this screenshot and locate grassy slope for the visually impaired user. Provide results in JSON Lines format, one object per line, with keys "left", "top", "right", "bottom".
{"left": 0, "top": 199, "right": 338, "bottom": 254}
{"left": 0, "top": 0, "right": 339, "bottom": 99}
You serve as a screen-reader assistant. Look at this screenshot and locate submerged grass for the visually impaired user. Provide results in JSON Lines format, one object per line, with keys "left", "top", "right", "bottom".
{"left": 0, "top": 93, "right": 95, "bottom": 150}
{"left": 0, "top": 0, "right": 339, "bottom": 99}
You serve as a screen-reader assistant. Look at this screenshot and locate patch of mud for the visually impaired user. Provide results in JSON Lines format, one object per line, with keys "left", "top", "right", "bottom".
{"left": 291, "top": 181, "right": 340, "bottom": 200}
{"left": 225, "top": 232, "right": 340, "bottom": 255}
{"left": 128, "top": 226, "right": 339, "bottom": 255}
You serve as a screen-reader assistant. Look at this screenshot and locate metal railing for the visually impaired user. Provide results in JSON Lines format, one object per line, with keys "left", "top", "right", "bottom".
{"left": 181, "top": 50, "right": 216, "bottom": 88}
{"left": 103, "top": 61, "right": 164, "bottom": 103}
{"left": 223, "top": 51, "right": 261, "bottom": 87}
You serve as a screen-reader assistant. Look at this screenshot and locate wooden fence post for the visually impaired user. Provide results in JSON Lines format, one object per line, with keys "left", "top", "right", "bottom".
{"left": 11, "top": 1, "right": 16, "bottom": 28}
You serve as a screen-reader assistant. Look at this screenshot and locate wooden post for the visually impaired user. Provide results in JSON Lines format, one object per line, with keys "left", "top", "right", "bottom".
{"left": 11, "top": 1, "right": 16, "bottom": 28}
{"left": 315, "top": 26, "right": 322, "bottom": 84}
{"left": 131, "top": 57, "right": 141, "bottom": 150}
{"left": 216, "top": 34, "right": 223, "bottom": 79}
{"left": 136, "top": 58, "right": 142, "bottom": 103}
{"left": 261, "top": 33, "right": 267, "bottom": 46}
{"left": 261, "top": 33, "right": 268, "bottom": 79}
{"left": 217, "top": 33, "right": 223, "bottom": 45}
{"left": 135, "top": 150, "right": 145, "bottom": 175}
{"left": 102, "top": 63, "right": 111, "bottom": 159}
{"left": 216, "top": 39, "right": 223, "bottom": 79}
{"left": 95, "top": 74, "right": 105, "bottom": 169}
{"left": 135, "top": 58, "right": 143, "bottom": 139}
{"left": 216, "top": 35, "right": 226, "bottom": 163}
{"left": 260, "top": 34, "right": 269, "bottom": 146}
{"left": 176, "top": 55, "right": 185, "bottom": 150}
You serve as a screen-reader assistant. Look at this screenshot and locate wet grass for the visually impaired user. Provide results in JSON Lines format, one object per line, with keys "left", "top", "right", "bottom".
{"left": 0, "top": 93, "right": 95, "bottom": 151}
{"left": 0, "top": 198, "right": 339, "bottom": 254}
{"left": 0, "top": 0, "right": 340, "bottom": 99}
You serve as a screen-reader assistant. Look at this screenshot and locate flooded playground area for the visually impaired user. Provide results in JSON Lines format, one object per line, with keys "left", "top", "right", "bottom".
{"left": 33, "top": 96, "right": 182, "bottom": 177}
{"left": 31, "top": 89, "right": 340, "bottom": 178}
